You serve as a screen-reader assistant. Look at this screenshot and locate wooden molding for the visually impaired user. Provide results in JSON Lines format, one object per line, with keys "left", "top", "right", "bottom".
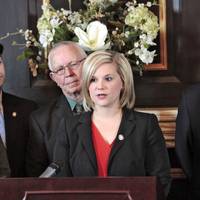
{"left": 170, "top": 168, "right": 186, "bottom": 179}
{"left": 135, "top": 107, "right": 177, "bottom": 148}
{"left": 135, "top": 107, "right": 186, "bottom": 178}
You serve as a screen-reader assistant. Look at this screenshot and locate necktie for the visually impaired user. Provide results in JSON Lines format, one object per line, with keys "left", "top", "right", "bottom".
{"left": 73, "top": 104, "right": 84, "bottom": 115}
{"left": 0, "top": 110, "right": 6, "bottom": 147}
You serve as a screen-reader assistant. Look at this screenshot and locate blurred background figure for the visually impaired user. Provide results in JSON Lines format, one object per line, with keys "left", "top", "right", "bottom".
{"left": 0, "top": 43, "right": 37, "bottom": 177}
{"left": 176, "top": 83, "right": 200, "bottom": 200}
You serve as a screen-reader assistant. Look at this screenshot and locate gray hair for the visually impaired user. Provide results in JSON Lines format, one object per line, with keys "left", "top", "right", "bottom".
{"left": 48, "top": 41, "right": 87, "bottom": 71}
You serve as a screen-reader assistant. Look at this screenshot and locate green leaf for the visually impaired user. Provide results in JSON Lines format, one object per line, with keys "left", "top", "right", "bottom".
{"left": 17, "top": 53, "right": 26, "bottom": 61}
{"left": 16, "top": 49, "right": 35, "bottom": 61}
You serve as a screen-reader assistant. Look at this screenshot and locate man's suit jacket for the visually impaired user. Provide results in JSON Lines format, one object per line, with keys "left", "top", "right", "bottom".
{"left": 2, "top": 92, "right": 37, "bottom": 177}
{"left": 54, "top": 108, "right": 171, "bottom": 196}
{"left": 0, "top": 137, "right": 10, "bottom": 177}
{"left": 176, "top": 83, "right": 200, "bottom": 198}
{"left": 26, "top": 94, "right": 73, "bottom": 177}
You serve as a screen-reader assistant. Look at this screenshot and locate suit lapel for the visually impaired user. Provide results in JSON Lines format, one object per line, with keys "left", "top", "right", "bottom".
{"left": 109, "top": 108, "right": 136, "bottom": 164}
{"left": 77, "top": 112, "right": 97, "bottom": 172}
{"left": 46, "top": 95, "right": 73, "bottom": 155}
{"left": 2, "top": 92, "right": 18, "bottom": 150}
{"left": 48, "top": 94, "right": 73, "bottom": 136}
{"left": 54, "top": 94, "right": 73, "bottom": 119}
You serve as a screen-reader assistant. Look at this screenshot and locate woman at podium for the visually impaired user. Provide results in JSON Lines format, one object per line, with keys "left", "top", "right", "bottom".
{"left": 53, "top": 50, "right": 171, "bottom": 196}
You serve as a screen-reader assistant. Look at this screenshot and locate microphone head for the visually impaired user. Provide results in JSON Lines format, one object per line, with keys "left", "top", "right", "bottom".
{"left": 49, "top": 162, "right": 60, "bottom": 170}
{"left": 39, "top": 162, "right": 60, "bottom": 178}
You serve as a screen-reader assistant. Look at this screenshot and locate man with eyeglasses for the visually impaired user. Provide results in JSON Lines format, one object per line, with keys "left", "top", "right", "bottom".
{"left": 26, "top": 41, "right": 87, "bottom": 177}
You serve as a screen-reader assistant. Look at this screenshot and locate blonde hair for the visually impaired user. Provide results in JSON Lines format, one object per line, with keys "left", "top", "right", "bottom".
{"left": 82, "top": 50, "right": 135, "bottom": 111}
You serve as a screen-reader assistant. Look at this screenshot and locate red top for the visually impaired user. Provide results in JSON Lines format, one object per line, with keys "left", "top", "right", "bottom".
{"left": 91, "top": 122, "right": 113, "bottom": 177}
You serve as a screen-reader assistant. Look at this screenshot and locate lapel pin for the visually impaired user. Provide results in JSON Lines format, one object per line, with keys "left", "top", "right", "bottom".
{"left": 12, "top": 112, "right": 17, "bottom": 117}
{"left": 118, "top": 134, "right": 124, "bottom": 141}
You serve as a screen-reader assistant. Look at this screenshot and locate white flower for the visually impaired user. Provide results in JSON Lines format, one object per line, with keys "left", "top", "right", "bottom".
{"left": 134, "top": 42, "right": 139, "bottom": 47}
{"left": 89, "top": 0, "right": 118, "bottom": 5}
{"left": 39, "top": 30, "right": 54, "bottom": 48}
{"left": 109, "top": 0, "right": 118, "bottom": 3}
{"left": 24, "top": 30, "right": 30, "bottom": 40}
{"left": 147, "top": 2, "right": 152, "bottom": 7}
{"left": 74, "top": 21, "right": 110, "bottom": 51}
{"left": 50, "top": 16, "right": 60, "bottom": 28}
{"left": 89, "top": 0, "right": 102, "bottom": 4}
{"left": 140, "top": 34, "right": 156, "bottom": 46}
{"left": 135, "top": 48, "right": 156, "bottom": 64}
{"left": 26, "top": 41, "right": 31, "bottom": 47}
{"left": 61, "top": 8, "right": 71, "bottom": 16}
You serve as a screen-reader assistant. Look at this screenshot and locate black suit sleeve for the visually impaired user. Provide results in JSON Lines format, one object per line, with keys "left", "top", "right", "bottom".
{"left": 26, "top": 114, "right": 49, "bottom": 177}
{"left": 175, "top": 91, "right": 192, "bottom": 178}
{"left": 53, "top": 118, "right": 72, "bottom": 177}
{"left": 145, "top": 114, "right": 171, "bottom": 196}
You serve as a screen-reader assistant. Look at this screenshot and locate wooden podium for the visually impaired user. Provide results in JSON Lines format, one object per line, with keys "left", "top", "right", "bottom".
{"left": 0, "top": 177, "right": 165, "bottom": 200}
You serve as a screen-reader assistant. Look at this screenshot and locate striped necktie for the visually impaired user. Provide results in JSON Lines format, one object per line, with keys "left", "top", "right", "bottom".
{"left": 73, "top": 104, "right": 84, "bottom": 115}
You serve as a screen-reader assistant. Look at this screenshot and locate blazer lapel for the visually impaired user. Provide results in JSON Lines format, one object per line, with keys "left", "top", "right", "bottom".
{"left": 77, "top": 112, "right": 97, "bottom": 173}
{"left": 109, "top": 108, "right": 136, "bottom": 164}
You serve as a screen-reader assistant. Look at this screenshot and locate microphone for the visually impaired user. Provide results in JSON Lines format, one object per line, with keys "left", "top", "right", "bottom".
{"left": 39, "top": 162, "right": 60, "bottom": 178}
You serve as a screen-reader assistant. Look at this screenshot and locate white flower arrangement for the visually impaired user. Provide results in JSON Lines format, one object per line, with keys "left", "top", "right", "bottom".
{"left": 0, "top": 0, "right": 159, "bottom": 77}
{"left": 74, "top": 21, "right": 110, "bottom": 51}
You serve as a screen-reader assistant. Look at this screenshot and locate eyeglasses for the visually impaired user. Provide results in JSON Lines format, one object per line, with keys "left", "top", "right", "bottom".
{"left": 50, "top": 57, "right": 86, "bottom": 76}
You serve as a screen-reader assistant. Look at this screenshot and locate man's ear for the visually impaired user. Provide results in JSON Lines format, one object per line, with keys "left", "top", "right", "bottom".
{"left": 49, "top": 73, "right": 61, "bottom": 87}
{"left": 49, "top": 72, "right": 55, "bottom": 81}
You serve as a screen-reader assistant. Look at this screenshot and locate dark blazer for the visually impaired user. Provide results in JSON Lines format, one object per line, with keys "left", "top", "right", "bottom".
{"left": 26, "top": 94, "right": 73, "bottom": 177}
{"left": 0, "top": 137, "right": 10, "bottom": 177}
{"left": 54, "top": 108, "right": 171, "bottom": 195}
{"left": 2, "top": 92, "right": 37, "bottom": 177}
{"left": 176, "top": 83, "right": 200, "bottom": 198}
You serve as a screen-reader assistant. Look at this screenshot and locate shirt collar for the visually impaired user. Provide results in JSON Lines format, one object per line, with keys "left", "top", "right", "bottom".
{"left": 66, "top": 97, "right": 78, "bottom": 111}
{"left": 0, "top": 91, "right": 2, "bottom": 104}
{"left": 0, "top": 91, "right": 3, "bottom": 113}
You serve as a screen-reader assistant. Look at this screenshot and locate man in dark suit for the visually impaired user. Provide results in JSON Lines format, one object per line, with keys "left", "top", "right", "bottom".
{"left": 26, "top": 41, "right": 87, "bottom": 176}
{"left": 176, "top": 83, "right": 200, "bottom": 199}
{"left": 0, "top": 43, "right": 37, "bottom": 177}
